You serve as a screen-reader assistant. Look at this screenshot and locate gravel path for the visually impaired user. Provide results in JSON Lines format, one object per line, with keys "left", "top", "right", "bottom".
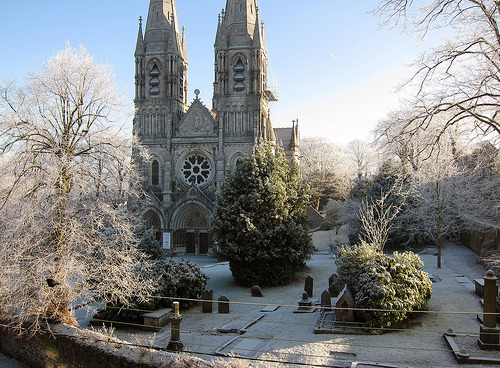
{"left": 110, "top": 229, "right": 496, "bottom": 368}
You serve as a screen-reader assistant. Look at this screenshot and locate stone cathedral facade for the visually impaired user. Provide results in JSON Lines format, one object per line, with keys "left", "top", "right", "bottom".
{"left": 134, "top": 0, "right": 299, "bottom": 254}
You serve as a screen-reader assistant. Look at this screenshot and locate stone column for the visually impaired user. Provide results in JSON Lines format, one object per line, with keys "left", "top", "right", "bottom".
{"left": 478, "top": 270, "right": 500, "bottom": 349}
{"left": 167, "top": 301, "right": 184, "bottom": 351}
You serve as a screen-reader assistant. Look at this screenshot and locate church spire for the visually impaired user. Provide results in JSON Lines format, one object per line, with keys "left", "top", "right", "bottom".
{"left": 221, "top": 0, "right": 259, "bottom": 47}
{"left": 144, "top": 0, "right": 183, "bottom": 55}
{"left": 135, "top": 16, "right": 145, "bottom": 56}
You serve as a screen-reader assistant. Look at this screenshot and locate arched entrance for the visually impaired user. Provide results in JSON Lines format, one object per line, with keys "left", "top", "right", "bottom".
{"left": 144, "top": 210, "right": 162, "bottom": 243}
{"left": 171, "top": 203, "right": 211, "bottom": 254}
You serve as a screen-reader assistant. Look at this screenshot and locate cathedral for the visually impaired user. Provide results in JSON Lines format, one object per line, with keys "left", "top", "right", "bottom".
{"left": 133, "top": 0, "right": 300, "bottom": 254}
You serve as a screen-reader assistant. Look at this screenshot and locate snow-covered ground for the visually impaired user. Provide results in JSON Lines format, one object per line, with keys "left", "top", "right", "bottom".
{"left": 101, "top": 228, "right": 496, "bottom": 368}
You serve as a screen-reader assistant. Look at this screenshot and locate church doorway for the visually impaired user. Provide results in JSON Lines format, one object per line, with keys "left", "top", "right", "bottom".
{"left": 171, "top": 203, "right": 212, "bottom": 255}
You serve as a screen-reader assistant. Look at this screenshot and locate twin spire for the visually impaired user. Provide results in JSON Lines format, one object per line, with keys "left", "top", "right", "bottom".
{"left": 216, "top": 0, "right": 267, "bottom": 50}
{"left": 135, "top": 0, "right": 187, "bottom": 59}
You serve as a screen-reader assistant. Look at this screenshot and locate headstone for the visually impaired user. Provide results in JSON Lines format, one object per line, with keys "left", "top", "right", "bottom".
{"left": 218, "top": 296, "right": 230, "bottom": 314}
{"left": 328, "top": 274, "right": 341, "bottom": 297}
{"left": 304, "top": 275, "right": 313, "bottom": 298}
{"left": 320, "top": 290, "right": 332, "bottom": 314}
{"left": 298, "top": 292, "right": 312, "bottom": 311}
{"left": 251, "top": 285, "right": 263, "bottom": 297}
{"left": 201, "top": 290, "right": 213, "bottom": 313}
{"left": 328, "top": 274, "right": 337, "bottom": 288}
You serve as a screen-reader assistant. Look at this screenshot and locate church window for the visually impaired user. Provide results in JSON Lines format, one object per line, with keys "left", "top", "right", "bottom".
{"left": 149, "top": 64, "right": 160, "bottom": 95}
{"left": 182, "top": 154, "right": 211, "bottom": 186}
{"left": 152, "top": 159, "right": 160, "bottom": 186}
{"left": 233, "top": 59, "right": 245, "bottom": 91}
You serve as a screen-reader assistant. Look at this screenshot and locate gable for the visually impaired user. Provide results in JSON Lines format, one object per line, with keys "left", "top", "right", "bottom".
{"left": 177, "top": 100, "right": 217, "bottom": 137}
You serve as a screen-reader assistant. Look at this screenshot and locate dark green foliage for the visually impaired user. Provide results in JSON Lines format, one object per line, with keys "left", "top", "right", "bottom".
{"left": 212, "top": 141, "right": 313, "bottom": 286}
{"left": 336, "top": 242, "right": 432, "bottom": 328}
{"left": 96, "top": 260, "right": 208, "bottom": 324}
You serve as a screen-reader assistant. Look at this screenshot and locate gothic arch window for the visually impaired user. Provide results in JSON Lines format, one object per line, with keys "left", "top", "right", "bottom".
{"left": 152, "top": 159, "right": 160, "bottom": 186}
{"left": 149, "top": 64, "right": 160, "bottom": 96}
{"left": 233, "top": 58, "right": 245, "bottom": 91}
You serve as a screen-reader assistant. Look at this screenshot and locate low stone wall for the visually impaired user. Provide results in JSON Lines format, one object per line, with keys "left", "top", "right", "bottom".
{"left": 0, "top": 324, "right": 212, "bottom": 368}
{"left": 460, "top": 228, "right": 500, "bottom": 255}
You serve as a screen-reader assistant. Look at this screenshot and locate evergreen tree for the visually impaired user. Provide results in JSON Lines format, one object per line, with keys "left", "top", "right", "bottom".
{"left": 212, "top": 141, "right": 313, "bottom": 286}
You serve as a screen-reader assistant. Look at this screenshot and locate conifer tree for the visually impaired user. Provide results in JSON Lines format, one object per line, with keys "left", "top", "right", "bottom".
{"left": 212, "top": 141, "right": 313, "bottom": 286}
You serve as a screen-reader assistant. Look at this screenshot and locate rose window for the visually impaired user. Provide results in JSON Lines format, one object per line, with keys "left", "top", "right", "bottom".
{"left": 182, "top": 154, "right": 211, "bottom": 186}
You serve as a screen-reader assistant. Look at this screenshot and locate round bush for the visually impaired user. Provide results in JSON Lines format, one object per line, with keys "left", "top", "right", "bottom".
{"left": 336, "top": 242, "right": 432, "bottom": 328}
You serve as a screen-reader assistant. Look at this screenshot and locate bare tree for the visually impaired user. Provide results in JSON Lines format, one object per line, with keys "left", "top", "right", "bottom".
{"left": 358, "top": 182, "right": 407, "bottom": 251}
{"left": 300, "top": 138, "right": 355, "bottom": 210}
{"left": 346, "top": 139, "right": 378, "bottom": 179}
{"left": 0, "top": 44, "right": 153, "bottom": 334}
{"left": 375, "top": 0, "right": 500, "bottom": 147}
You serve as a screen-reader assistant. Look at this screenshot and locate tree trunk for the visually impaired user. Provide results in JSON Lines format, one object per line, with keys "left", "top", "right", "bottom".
{"left": 437, "top": 235, "right": 443, "bottom": 269}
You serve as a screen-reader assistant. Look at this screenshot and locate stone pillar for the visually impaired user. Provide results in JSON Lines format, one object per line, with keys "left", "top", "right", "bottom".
{"left": 478, "top": 270, "right": 500, "bottom": 349}
{"left": 167, "top": 301, "right": 184, "bottom": 351}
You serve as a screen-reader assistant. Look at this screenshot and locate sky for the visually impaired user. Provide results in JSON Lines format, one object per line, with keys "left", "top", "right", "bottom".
{"left": 0, "top": 0, "right": 446, "bottom": 146}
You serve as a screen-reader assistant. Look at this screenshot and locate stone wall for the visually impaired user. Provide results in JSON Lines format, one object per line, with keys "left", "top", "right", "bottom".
{"left": 0, "top": 324, "right": 212, "bottom": 368}
{"left": 460, "top": 228, "right": 500, "bottom": 255}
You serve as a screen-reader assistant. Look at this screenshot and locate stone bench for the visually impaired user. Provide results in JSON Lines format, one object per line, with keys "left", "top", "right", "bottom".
{"left": 143, "top": 308, "right": 172, "bottom": 329}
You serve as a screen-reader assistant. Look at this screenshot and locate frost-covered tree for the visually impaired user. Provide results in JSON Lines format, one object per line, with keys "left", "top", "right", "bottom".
{"left": 0, "top": 44, "right": 153, "bottom": 334}
{"left": 375, "top": 0, "right": 500, "bottom": 146}
{"left": 212, "top": 141, "right": 313, "bottom": 286}
{"left": 300, "top": 138, "right": 354, "bottom": 211}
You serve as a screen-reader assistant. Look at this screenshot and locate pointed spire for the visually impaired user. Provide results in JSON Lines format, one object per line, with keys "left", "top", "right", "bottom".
{"left": 135, "top": 16, "right": 145, "bottom": 56}
{"left": 181, "top": 26, "right": 188, "bottom": 61}
{"left": 220, "top": 0, "right": 259, "bottom": 47}
{"left": 144, "top": 0, "right": 183, "bottom": 55}
{"left": 215, "top": 10, "right": 226, "bottom": 48}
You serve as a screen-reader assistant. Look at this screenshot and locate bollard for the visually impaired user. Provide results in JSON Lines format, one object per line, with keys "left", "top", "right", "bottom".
{"left": 167, "top": 301, "right": 184, "bottom": 351}
{"left": 478, "top": 270, "right": 500, "bottom": 349}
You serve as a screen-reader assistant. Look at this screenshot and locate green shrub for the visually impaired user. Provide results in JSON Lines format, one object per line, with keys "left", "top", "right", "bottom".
{"left": 95, "top": 260, "right": 208, "bottom": 324}
{"left": 212, "top": 142, "right": 313, "bottom": 286}
{"left": 336, "top": 242, "right": 432, "bottom": 328}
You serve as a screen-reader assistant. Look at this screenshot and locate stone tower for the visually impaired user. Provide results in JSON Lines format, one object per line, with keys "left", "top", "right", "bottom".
{"left": 134, "top": 0, "right": 188, "bottom": 138}
{"left": 213, "top": 0, "right": 277, "bottom": 146}
{"left": 133, "top": 0, "right": 299, "bottom": 255}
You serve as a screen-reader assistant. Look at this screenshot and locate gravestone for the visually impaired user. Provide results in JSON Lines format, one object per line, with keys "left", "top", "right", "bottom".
{"left": 335, "top": 285, "right": 355, "bottom": 324}
{"left": 328, "top": 274, "right": 341, "bottom": 297}
{"left": 218, "top": 296, "right": 230, "bottom": 314}
{"left": 251, "top": 285, "right": 263, "bottom": 297}
{"left": 201, "top": 290, "right": 213, "bottom": 313}
{"left": 298, "top": 292, "right": 312, "bottom": 311}
{"left": 321, "top": 290, "right": 332, "bottom": 314}
{"left": 305, "top": 275, "right": 313, "bottom": 298}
